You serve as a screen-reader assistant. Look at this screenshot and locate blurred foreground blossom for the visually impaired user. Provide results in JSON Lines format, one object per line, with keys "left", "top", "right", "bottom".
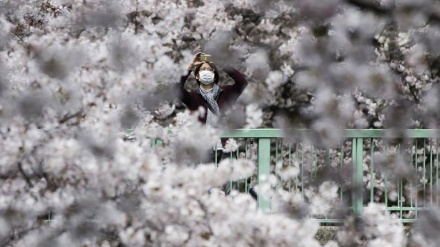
{"left": 338, "top": 203, "right": 406, "bottom": 246}
{"left": 1, "top": 0, "right": 440, "bottom": 245}
{"left": 245, "top": 103, "right": 263, "bottom": 129}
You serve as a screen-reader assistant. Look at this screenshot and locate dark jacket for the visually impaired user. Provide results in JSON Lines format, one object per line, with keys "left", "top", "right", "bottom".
{"left": 179, "top": 66, "right": 248, "bottom": 149}
{"left": 179, "top": 65, "right": 248, "bottom": 124}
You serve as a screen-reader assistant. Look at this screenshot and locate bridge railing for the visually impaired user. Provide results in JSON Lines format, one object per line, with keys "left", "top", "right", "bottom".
{"left": 219, "top": 129, "right": 440, "bottom": 224}
{"left": 44, "top": 128, "right": 440, "bottom": 224}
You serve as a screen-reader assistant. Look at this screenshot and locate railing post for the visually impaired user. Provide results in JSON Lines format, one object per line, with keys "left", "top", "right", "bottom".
{"left": 258, "top": 138, "right": 271, "bottom": 213}
{"left": 352, "top": 138, "right": 364, "bottom": 217}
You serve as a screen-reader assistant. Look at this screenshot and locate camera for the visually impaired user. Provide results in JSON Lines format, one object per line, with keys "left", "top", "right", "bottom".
{"left": 200, "top": 54, "right": 211, "bottom": 62}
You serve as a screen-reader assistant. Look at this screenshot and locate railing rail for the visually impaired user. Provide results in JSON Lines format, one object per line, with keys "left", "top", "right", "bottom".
{"left": 220, "top": 129, "right": 440, "bottom": 223}
{"left": 45, "top": 128, "right": 440, "bottom": 225}
{"left": 134, "top": 128, "right": 440, "bottom": 224}
{"left": 221, "top": 128, "right": 440, "bottom": 138}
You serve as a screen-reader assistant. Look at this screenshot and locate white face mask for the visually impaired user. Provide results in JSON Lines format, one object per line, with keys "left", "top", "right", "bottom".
{"left": 199, "top": 71, "right": 215, "bottom": 85}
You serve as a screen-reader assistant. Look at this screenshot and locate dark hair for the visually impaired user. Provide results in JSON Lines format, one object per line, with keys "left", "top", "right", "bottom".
{"left": 194, "top": 62, "right": 220, "bottom": 85}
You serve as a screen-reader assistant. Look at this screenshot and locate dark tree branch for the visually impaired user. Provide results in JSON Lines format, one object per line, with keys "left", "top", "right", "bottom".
{"left": 0, "top": 226, "right": 38, "bottom": 247}
{"left": 59, "top": 110, "right": 84, "bottom": 124}
{"left": 427, "top": 11, "right": 440, "bottom": 25}
{"left": 345, "top": 0, "right": 440, "bottom": 26}
{"left": 192, "top": 197, "right": 214, "bottom": 236}
{"left": 18, "top": 161, "right": 33, "bottom": 188}
{"left": 344, "top": 0, "right": 391, "bottom": 15}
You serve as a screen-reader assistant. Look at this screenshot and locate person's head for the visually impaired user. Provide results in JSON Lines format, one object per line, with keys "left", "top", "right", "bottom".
{"left": 194, "top": 62, "right": 219, "bottom": 86}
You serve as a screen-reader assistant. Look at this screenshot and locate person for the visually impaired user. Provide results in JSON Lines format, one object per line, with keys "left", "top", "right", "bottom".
{"left": 179, "top": 52, "right": 257, "bottom": 200}
{"left": 179, "top": 52, "right": 248, "bottom": 154}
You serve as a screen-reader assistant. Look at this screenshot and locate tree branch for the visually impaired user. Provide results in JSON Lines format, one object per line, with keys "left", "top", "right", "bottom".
{"left": 135, "top": 0, "right": 140, "bottom": 34}
{"left": 191, "top": 197, "right": 214, "bottom": 236}
{"left": 59, "top": 110, "right": 84, "bottom": 124}
{"left": 0, "top": 225, "right": 38, "bottom": 247}
{"left": 344, "top": 0, "right": 391, "bottom": 15}
{"left": 345, "top": 0, "right": 440, "bottom": 26}
{"left": 18, "top": 161, "right": 33, "bottom": 188}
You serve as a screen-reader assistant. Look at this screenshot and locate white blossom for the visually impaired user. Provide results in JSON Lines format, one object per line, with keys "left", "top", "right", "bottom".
{"left": 245, "top": 103, "right": 263, "bottom": 129}
{"left": 0, "top": 0, "right": 438, "bottom": 245}
{"left": 223, "top": 138, "right": 239, "bottom": 153}
{"left": 265, "top": 70, "right": 285, "bottom": 93}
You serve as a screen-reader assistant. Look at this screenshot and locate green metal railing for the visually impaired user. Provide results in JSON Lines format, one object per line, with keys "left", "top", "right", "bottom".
{"left": 220, "top": 129, "right": 440, "bottom": 223}
{"left": 44, "top": 128, "right": 440, "bottom": 225}
{"left": 134, "top": 128, "right": 440, "bottom": 223}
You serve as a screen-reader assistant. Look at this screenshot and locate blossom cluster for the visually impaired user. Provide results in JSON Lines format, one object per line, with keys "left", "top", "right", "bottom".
{"left": 0, "top": 0, "right": 440, "bottom": 246}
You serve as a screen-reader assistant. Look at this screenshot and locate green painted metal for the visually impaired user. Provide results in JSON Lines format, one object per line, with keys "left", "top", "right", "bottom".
{"left": 245, "top": 139, "right": 249, "bottom": 193}
{"left": 423, "top": 140, "right": 427, "bottom": 204}
{"left": 352, "top": 138, "right": 364, "bottom": 217}
{"left": 384, "top": 144, "right": 389, "bottom": 208}
{"left": 257, "top": 138, "right": 271, "bottom": 213}
{"left": 276, "top": 139, "right": 279, "bottom": 190}
{"left": 142, "top": 128, "right": 440, "bottom": 224}
{"left": 288, "top": 143, "right": 292, "bottom": 192}
{"left": 41, "top": 128, "right": 440, "bottom": 225}
{"left": 301, "top": 143, "right": 305, "bottom": 197}
{"left": 415, "top": 140, "right": 419, "bottom": 219}
{"left": 221, "top": 129, "right": 440, "bottom": 139}
{"left": 437, "top": 141, "right": 439, "bottom": 206}
{"left": 340, "top": 143, "right": 344, "bottom": 203}
{"left": 410, "top": 144, "right": 414, "bottom": 208}
{"left": 399, "top": 180, "right": 404, "bottom": 220}
{"left": 143, "top": 128, "right": 440, "bottom": 140}
{"left": 369, "top": 139, "right": 375, "bottom": 203}
{"left": 430, "top": 140, "right": 433, "bottom": 205}
{"left": 296, "top": 143, "right": 299, "bottom": 193}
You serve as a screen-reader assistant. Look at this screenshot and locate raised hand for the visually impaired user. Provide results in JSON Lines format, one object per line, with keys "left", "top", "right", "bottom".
{"left": 187, "top": 52, "right": 203, "bottom": 70}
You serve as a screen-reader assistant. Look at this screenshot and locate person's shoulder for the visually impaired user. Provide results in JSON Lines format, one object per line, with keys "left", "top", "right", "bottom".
{"left": 189, "top": 89, "right": 198, "bottom": 93}
{"left": 220, "top": 85, "right": 233, "bottom": 91}
{"left": 222, "top": 65, "right": 235, "bottom": 72}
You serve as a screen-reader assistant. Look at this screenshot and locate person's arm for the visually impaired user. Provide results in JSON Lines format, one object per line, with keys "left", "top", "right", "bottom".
{"left": 179, "top": 52, "right": 203, "bottom": 108}
{"left": 223, "top": 65, "right": 248, "bottom": 94}
{"left": 179, "top": 70, "right": 193, "bottom": 108}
